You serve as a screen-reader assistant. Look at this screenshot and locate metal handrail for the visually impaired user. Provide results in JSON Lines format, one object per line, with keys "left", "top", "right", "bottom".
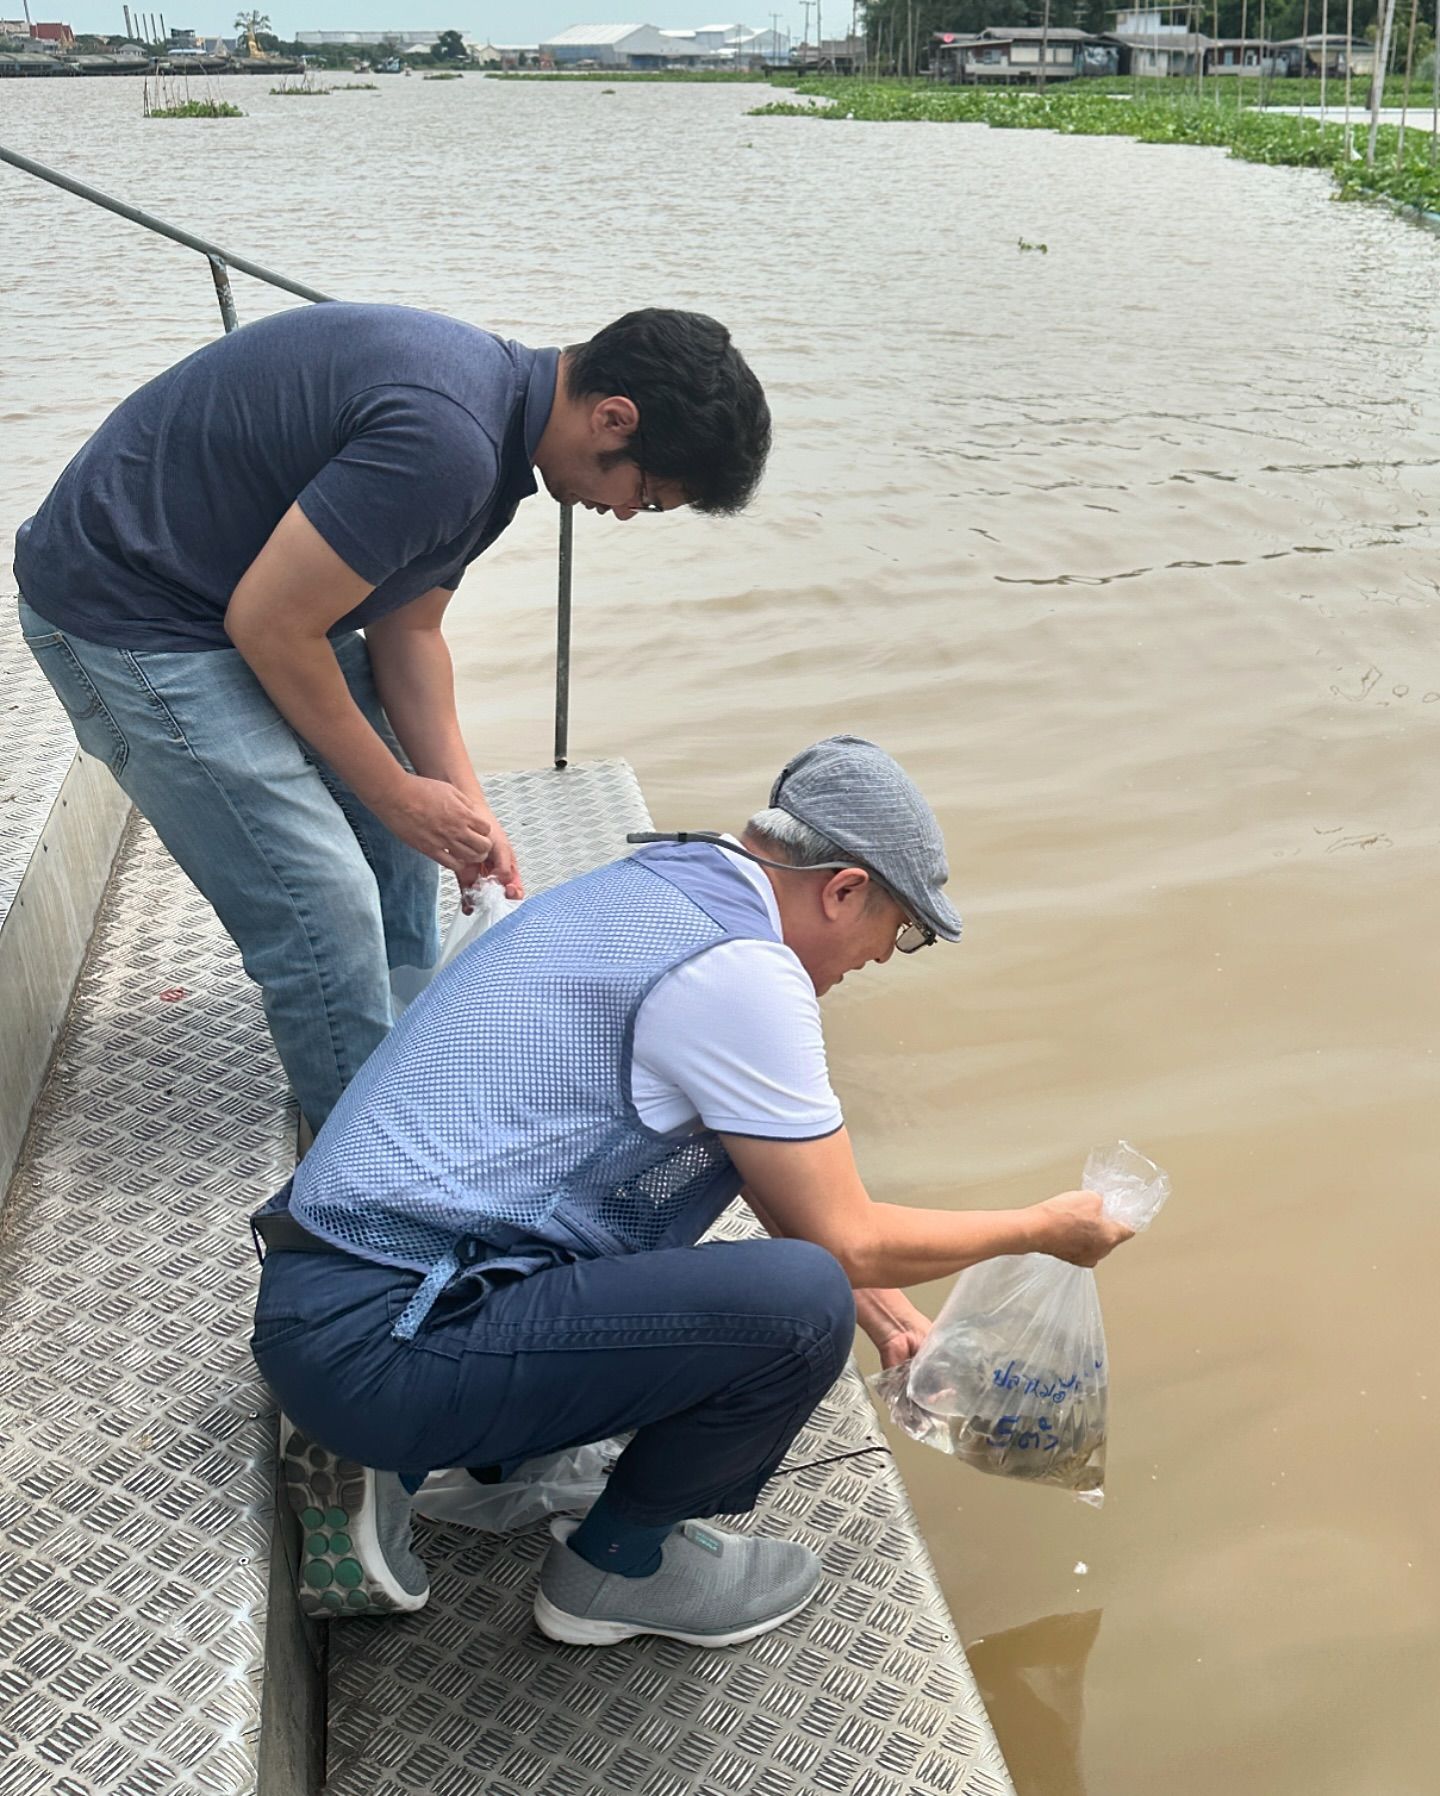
{"left": 1, "top": 141, "right": 575, "bottom": 768}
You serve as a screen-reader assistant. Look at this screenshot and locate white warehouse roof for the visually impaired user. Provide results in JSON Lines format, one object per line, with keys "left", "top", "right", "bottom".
{"left": 541, "top": 23, "right": 654, "bottom": 46}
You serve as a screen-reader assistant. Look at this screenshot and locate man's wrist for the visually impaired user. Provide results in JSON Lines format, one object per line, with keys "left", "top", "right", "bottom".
{"left": 1008, "top": 1205, "right": 1047, "bottom": 1256}
{"left": 855, "top": 1287, "right": 914, "bottom": 1339}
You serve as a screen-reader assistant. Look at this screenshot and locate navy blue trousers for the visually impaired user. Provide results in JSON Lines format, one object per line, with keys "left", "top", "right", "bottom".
{"left": 251, "top": 1237, "right": 856, "bottom": 1525}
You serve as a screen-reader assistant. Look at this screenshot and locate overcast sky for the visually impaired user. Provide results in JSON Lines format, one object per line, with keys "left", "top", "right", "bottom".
{"left": 58, "top": 5, "right": 812, "bottom": 42}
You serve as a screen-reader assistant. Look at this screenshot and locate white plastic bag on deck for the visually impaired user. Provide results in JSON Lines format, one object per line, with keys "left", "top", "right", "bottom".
{"left": 390, "top": 878, "right": 520, "bottom": 1017}
{"left": 412, "top": 1439, "right": 623, "bottom": 1533}
{"left": 870, "top": 1142, "right": 1170, "bottom": 1507}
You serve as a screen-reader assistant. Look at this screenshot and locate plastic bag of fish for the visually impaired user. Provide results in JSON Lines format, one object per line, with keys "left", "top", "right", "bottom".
{"left": 871, "top": 1142, "right": 1170, "bottom": 1506}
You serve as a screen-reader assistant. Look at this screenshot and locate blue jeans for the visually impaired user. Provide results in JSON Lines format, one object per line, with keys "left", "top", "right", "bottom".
{"left": 17, "top": 596, "right": 439, "bottom": 1130}
{"left": 251, "top": 1238, "right": 856, "bottom": 1525}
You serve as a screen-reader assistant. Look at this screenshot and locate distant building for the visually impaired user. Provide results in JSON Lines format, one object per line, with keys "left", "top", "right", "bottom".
{"left": 488, "top": 42, "right": 546, "bottom": 67}
{"left": 1272, "top": 33, "right": 1373, "bottom": 76}
{"left": 539, "top": 23, "right": 674, "bottom": 68}
{"left": 933, "top": 26, "right": 1095, "bottom": 84}
{"left": 31, "top": 21, "right": 76, "bottom": 50}
{"left": 792, "top": 33, "right": 866, "bottom": 72}
{"left": 1204, "top": 38, "right": 1271, "bottom": 74}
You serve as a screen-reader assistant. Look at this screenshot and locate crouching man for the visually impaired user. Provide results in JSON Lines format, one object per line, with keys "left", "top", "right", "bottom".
{"left": 249, "top": 735, "right": 1133, "bottom": 1645}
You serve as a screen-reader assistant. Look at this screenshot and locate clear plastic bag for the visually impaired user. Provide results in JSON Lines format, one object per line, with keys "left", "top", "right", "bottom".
{"left": 870, "top": 1142, "right": 1170, "bottom": 1507}
{"left": 390, "top": 878, "right": 520, "bottom": 1017}
{"left": 412, "top": 1439, "right": 622, "bottom": 1533}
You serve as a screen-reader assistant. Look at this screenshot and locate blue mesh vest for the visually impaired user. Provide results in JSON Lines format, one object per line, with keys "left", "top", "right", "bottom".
{"left": 284, "top": 841, "right": 777, "bottom": 1339}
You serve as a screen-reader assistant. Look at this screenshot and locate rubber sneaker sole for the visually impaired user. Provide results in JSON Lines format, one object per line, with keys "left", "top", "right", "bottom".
{"left": 532, "top": 1580, "right": 820, "bottom": 1649}
{"left": 280, "top": 1423, "right": 428, "bottom": 1619}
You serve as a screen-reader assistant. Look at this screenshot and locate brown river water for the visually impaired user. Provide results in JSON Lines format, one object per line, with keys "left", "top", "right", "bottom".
{"left": 4, "top": 73, "right": 1438, "bottom": 1796}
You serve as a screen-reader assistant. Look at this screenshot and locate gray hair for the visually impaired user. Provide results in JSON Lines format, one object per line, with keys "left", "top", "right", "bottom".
{"left": 743, "top": 807, "right": 849, "bottom": 868}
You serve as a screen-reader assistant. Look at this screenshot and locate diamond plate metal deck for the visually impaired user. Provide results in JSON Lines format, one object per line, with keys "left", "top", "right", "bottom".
{"left": 0, "top": 816, "right": 297, "bottom": 1796}
{"left": 325, "top": 764, "right": 1015, "bottom": 1796}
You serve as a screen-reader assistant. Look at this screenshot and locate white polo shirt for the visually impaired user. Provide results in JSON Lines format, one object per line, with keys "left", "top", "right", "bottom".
{"left": 629, "top": 840, "right": 844, "bottom": 1141}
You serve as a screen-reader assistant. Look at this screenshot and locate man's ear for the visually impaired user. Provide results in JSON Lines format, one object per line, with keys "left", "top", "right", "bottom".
{"left": 821, "top": 868, "right": 870, "bottom": 919}
{"left": 590, "top": 395, "right": 639, "bottom": 446}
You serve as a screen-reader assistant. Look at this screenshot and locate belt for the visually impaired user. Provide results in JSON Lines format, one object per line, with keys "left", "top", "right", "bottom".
{"left": 252, "top": 1208, "right": 352, "bottom": 1257}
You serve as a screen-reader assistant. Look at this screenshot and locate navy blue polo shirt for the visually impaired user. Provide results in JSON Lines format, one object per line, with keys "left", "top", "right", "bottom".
{"left": 13, "top": 303, "right": 558, "bottom": 652}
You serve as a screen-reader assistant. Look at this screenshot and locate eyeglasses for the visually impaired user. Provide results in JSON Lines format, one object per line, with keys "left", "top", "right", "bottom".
{"left": 625, "top": 830, "right": 938, "bottom": 953}
{"left": 892, "top": 914, "right": 937, "bottom": 955}
{"left": 635, "top": 466, "right": 664, "bottom": 515}
{"left": 633, "top": 420, "right": 664, "bottom": 513}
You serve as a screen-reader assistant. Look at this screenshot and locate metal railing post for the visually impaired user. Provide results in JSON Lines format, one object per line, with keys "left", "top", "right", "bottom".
{"left": 208, "top": 254, "right": 239, "bottom": 333}
{"left": 554, "top": 504, "right": 574, "bottom": 769}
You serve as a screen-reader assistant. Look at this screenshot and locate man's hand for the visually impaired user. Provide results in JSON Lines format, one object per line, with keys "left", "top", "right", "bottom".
{"left": 456, "top": 815, "right": 523, "bottom": 904}
{"left": 856, "top": 1289, "right": 931, "bottom": 1369}
{"left": 1027, "top": 1190, "right": 1134, "bottom": 1267}
{"left": 377, "top": 774, "right": 495, "bottom": 874}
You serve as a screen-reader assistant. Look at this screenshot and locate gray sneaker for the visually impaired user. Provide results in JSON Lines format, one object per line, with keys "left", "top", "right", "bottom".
{"left": 280, "top": 1420, "right": 429, "bottom": 1619}
{"left": 534, "top": 1517, "right": 821, "bottom": 1648}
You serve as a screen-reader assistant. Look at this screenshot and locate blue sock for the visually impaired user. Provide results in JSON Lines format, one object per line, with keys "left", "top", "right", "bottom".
{"left": 568, "top": 1490, "right": 674, "bottom": 1579}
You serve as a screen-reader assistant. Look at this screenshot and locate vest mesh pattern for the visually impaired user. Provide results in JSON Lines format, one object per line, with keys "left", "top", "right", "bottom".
{"left": 291, "top": 856, "right": 759, "bottom": 1314}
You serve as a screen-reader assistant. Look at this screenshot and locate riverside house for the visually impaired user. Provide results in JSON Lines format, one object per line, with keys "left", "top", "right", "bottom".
{"left": 931, "top": 26, "right": 1095, "bottom": 84}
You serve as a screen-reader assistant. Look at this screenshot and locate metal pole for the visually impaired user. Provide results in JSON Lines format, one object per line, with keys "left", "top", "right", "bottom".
{"left": 553, "top": 504, "right": 573, "bottom": 769}
{"left": 1344, "top": 0, "right": 1355, "bottom": 153}
{"left": 1368, "top": 0, "right": 1398, "bottom": 164}
{"left": 208, "top": 254, "right": 239, "bottom": 332}
{"left": 1431, "top": 0, "right": 1439, "bottom": 167}
{"left": 1396, "top": 0, "right": 1420, "bottom": 160}
{"left": 0, "top": 146, "right": 333, "bottom": 304}
{"left": 1320, "top": 0, "right": 1329, "bottom": 121}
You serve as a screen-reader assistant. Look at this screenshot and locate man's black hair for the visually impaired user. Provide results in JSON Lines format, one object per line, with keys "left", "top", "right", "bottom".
{"left": 566, "top": 308, "right": 771, "bottom": 516}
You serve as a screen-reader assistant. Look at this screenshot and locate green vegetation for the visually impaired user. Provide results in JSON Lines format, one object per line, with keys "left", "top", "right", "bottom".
{"left": 145, "top": 98, "right": 246, "bottom": 117}
{"left": 337, "top": 81, "right": 378, "bottom": 90}
{"left": 752, "top": 79, "right": 1440, "bottom": 219}
{"left": 270, "top": 82, "right": 330, "bottom": 94}
{"left": 431, "top": 28, "right": 467, "bottom": 63}
{"left": 423, "top": 70, "right": 464, "bottom": 80}
{"left": 143, "top": 72, "right": 244, "bottom": 117}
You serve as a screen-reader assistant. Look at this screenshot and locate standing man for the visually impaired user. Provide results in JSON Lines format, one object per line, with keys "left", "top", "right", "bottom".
{"left": 250, "top": 737, "right": 1133, "bottom": 1639}
{"left": 14, "top": 304, "right": 770, "bottom": 1131}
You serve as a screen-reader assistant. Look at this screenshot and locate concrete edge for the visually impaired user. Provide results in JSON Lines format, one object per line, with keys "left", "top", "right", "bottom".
{"left": 0, "top": 745, "right": 129, "bottom": 1197}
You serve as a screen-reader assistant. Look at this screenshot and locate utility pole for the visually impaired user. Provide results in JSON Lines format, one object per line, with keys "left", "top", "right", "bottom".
{"left": 1040, "top": 0, "right": 1052, "bottom": 88}
{"left": 801, "top": 0, "right": 813, "bottom": 69}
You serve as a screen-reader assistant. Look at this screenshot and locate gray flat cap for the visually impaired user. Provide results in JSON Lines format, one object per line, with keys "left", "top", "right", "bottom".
{"left": 770, "top": 735, "right": 962, "bottom": 943}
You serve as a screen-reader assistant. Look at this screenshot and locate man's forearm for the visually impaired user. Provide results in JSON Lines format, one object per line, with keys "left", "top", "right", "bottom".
{"left": 849, "top": 1202, "right": 1040, "bottom": 1290}
{"left": 367, "top": 625, "right": 483, "bottom": 796}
